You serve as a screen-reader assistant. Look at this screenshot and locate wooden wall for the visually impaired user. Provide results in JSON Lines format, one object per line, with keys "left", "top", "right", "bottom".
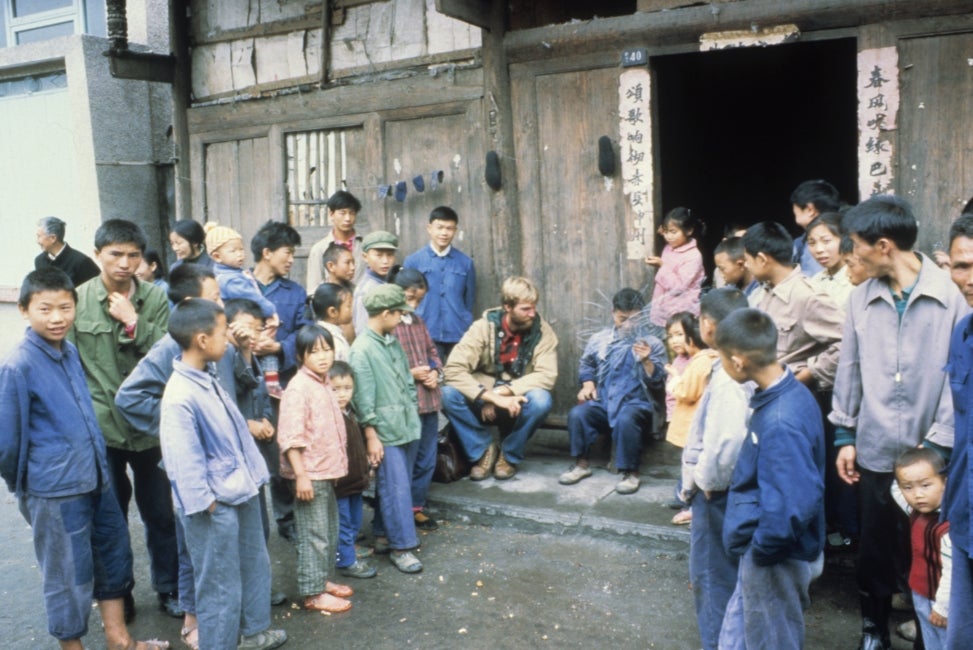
{"left": 898, "top": 31, "right": 973, "bottom": 247}
{"left": 187, "top": 0, "right": 973, "bottom": 418}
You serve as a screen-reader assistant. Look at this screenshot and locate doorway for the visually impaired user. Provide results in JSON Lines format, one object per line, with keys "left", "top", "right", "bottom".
{"left": 653, "top": 38, "right": 859, "bottom": 262}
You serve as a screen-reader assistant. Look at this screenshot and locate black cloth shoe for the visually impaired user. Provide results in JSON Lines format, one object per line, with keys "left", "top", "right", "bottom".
{"left": 271, "top": 590, "right": 287, "bottom": 606}
{"left": 123, "top": 591, "right": 136, "bottom": 624}
{"left": 278, "top": 523, "right": 297, "bottom": 543}
{"left": 158, "top": 591, "right": 184, "bottom": 618}
{"left": 414, "top": 510, "right": 439, "bottom": 531}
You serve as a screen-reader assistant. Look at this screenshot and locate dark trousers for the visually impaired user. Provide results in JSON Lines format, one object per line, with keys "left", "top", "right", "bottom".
{"left": 818, "top": 390, "right": 858, "bottom": 537}
{"left": 857, "top": 468, "right": 911, "bottom": 631}
{"left": 106, "top": 446, "right": 179, "bottom": 595}
{"left": 256, "top": 437, "right": 295, "bottom": 535}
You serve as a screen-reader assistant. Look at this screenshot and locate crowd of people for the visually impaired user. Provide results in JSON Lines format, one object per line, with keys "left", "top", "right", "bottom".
{"left": 4, "top": 179, "right": 973, "bottom": 650}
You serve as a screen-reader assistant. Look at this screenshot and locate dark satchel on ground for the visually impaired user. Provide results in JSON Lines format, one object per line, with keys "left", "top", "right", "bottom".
{"left": 433, "top": 423, "right": 469, "bottom": 483}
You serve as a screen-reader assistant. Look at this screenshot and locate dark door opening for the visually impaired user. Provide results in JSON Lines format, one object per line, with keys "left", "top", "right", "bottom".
{"left": 653, "top": 38, "right": 859, "bottom": 265}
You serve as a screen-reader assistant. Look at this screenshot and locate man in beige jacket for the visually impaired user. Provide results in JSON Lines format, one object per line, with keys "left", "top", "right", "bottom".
{"left": 441, "top": 277, "right": 558, "bottom": 480}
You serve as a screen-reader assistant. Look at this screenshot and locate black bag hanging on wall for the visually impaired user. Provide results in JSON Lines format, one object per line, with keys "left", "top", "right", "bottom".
{"left": 433, "top": 423, "right": 470, "bottom": 483}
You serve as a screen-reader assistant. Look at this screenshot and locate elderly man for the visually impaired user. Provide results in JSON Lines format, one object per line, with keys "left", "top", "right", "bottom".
{"left": 34, "top": 216, "right": 100, "bottom": 287}
{"left": 441, "top": 276, "right": 557, "bottom": 480}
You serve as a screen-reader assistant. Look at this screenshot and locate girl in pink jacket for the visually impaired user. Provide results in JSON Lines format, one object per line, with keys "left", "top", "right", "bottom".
{"left": 646, "top": 207, "right": 705, "bottom": 327}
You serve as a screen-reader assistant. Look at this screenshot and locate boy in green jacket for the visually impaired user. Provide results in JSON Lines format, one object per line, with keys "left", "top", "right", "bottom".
{"left": 349, "top": 284, "right": 423, "bottom": 574}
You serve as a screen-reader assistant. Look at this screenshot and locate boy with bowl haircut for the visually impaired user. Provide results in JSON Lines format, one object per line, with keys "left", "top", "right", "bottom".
{"left": 160, "top": 299, "right": 286, "bottom": 650}
{"left": 893, "top": 447, "right": 951, "bottom": 649}
{"left": 404, "top": 206, "right": 477, "bottom": 361}
{"left": 712, "top": 236, "right": 763, "bottom": 306}
{"left": 716, "top": 308, "right": 825, "bottom": 650}
{"left": 0, "top": 269, "right": 169, "bottom": 650}
{"left": 352, "top": 230, "right": 399, "bottom": 334}
{"left": 349, "top": 284, "right": 423, "bottom": 574}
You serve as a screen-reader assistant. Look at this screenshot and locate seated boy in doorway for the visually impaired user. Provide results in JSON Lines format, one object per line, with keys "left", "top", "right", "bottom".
{"left": 717, "top": 308, "right": 826, "bottom": 650}
{"left": 558, "top": 288, "right": 666, "bottom": 495}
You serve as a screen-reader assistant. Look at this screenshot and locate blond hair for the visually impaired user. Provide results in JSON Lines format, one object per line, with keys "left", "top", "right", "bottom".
{"left": 500, "top": 276, "right": 539, "bottom": 307}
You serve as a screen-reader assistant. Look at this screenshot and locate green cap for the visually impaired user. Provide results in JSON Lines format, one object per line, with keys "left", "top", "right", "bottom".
{"left": 363, "top": 284, "right": 414, "bottom": 315}
{"left": 362, "top": 230, "right": 399, "bottom": 252}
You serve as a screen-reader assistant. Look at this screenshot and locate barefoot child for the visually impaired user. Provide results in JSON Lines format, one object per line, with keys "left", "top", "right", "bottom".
{"left": 894, "top": 448, "right": 951, "bottom": 650}
{"left": 1, "top": 269, "right": 169, "bottom": 650}
{"left": 277, "top": 325, "right": 354, "bottom": 612}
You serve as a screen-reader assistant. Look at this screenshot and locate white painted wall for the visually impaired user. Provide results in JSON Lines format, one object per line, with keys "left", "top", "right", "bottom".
{"left": 0, "top": 85, "right": 92, "bottom": 288}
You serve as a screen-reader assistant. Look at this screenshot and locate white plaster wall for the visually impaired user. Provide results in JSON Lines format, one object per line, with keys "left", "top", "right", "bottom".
{"left": 0, "top": 85, "right": 88, "bottom": 288}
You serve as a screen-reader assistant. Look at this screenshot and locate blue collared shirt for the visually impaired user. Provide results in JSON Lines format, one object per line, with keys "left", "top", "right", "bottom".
{"left": 0, "top": 328, "right": 110, "bottom": 497}
{"left": 116, "top": 334, "right": 241, "bottom": 437}
{"left": 160, "top": 359, "right": 269, "bottom": 515}
{"left": 404, "top": 244, "right": 476, "bottom": 344}
{"left": 256, "top": 273, "right": 314, "bottom": 378}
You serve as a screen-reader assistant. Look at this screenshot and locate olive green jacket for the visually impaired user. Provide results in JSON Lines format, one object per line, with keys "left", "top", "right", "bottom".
{"left": 349, "top": 327, "right": 421, "bottom": 446}
{"left": 70, "top": 277, "right": 170, "bottom": 451}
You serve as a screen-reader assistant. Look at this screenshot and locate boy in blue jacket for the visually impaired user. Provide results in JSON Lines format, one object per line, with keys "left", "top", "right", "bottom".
{"left": 716, "top": 308, "right": 825, "bottom": 650}
{"left": 0, "top": 269, "right": 168, "bottom": 650}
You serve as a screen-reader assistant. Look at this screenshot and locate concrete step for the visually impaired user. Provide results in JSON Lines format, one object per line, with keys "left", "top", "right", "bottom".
{"left": 424, "top": 428, "right": 691, "bottom": 551}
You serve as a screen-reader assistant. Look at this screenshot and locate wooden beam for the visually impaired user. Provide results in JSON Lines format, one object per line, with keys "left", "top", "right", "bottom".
{"left": 504, "top": 0, "right": 973, "bottom": 63}
{"left": 187, "top": 69, "right": 484, "bottom": 134}
{"left": 435, "top": 0, "right": 491, "bottom": 30}
{"left": 481, "top": 0, "right": 523, "bottom": 280}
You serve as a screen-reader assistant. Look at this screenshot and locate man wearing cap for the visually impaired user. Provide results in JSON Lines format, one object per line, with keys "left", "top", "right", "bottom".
{"left": 352, "top": 230, "right": 399, "bottom": 334}
{"left": 441, "top": 276, "right": 558, "bottom": 480}
{"left": 349, "top": 283, "right": 424, "bottom": 573}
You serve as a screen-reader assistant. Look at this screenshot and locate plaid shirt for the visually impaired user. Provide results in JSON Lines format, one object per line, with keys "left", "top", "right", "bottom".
{"left": 394, "top": 313, "right": 443, "bottom": 415}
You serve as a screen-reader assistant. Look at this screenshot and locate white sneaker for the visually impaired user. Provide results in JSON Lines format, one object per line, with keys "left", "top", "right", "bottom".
{"left": 615, "top": 473, "right": 641, "bottom": 495}
{"left": 558, "top": 464, "right": 592, "bottom": 485}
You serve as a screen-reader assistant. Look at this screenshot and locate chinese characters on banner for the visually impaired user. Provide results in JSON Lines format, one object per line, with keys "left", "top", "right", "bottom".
{"left": 857, "top": 47, "right": 899, "bottom": 198}
{"left": 619, "top": 68, "right": 653, "bottom": 261}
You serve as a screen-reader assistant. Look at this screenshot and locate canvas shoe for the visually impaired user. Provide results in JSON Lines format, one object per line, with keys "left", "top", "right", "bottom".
{"left": 558, "top": 464, "right": 592, "bottom": 485}
{"left": 615, "top": 472, "right": 641, "bottom": 495}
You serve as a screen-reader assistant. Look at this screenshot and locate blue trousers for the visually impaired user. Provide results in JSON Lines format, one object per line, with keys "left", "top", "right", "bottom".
{"left": 567, "top": 400, "right": 651, "bottom": 471}
{"left": 372, "top": 441, "right": 420, "bottom": 550}
{"left": 719, "top": 547, "right": 814, "bottom": 650}
{"left": 105, "top": 445, "right": 179, "bottom": 594}
{"left": 412, "top": 412, "right": 440, "bottom": 509}
{"left": 20, "top": 488, "right": 134, "bottom": 641}
{"left": 689, "top": 491, "right": 738, "bottom": 650}
{"left": 336, "top": 494, "right": 364, "bottom": 569}
{"left": 914, "top": 591, "right": 947, "bottom": 650}
{"left": 441, "top": 386, "right": 552, "bottom": 465}
{"left": 947, "top": 545, "right": 973, "bottom": 649}
{"left": 180, "top": 496, "right": 271, "bottom": 650}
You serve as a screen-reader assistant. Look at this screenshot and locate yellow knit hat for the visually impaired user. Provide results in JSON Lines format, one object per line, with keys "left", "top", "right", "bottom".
{"left": 204, "top": 222, "right": 242, "bottom": 253}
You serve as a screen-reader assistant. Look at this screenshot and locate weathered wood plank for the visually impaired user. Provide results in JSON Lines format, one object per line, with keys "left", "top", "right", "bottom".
{"left": 898, "top": 31, "right": 973, "bottom": 251}
{"left": 504, "top": 0, "right": 973, "bottom": 63}
{"left": 188, "top": 67, "right": 483, "bottom": 132}
{"left": 435, "top": 0, "right": 490, "bottom": 31}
